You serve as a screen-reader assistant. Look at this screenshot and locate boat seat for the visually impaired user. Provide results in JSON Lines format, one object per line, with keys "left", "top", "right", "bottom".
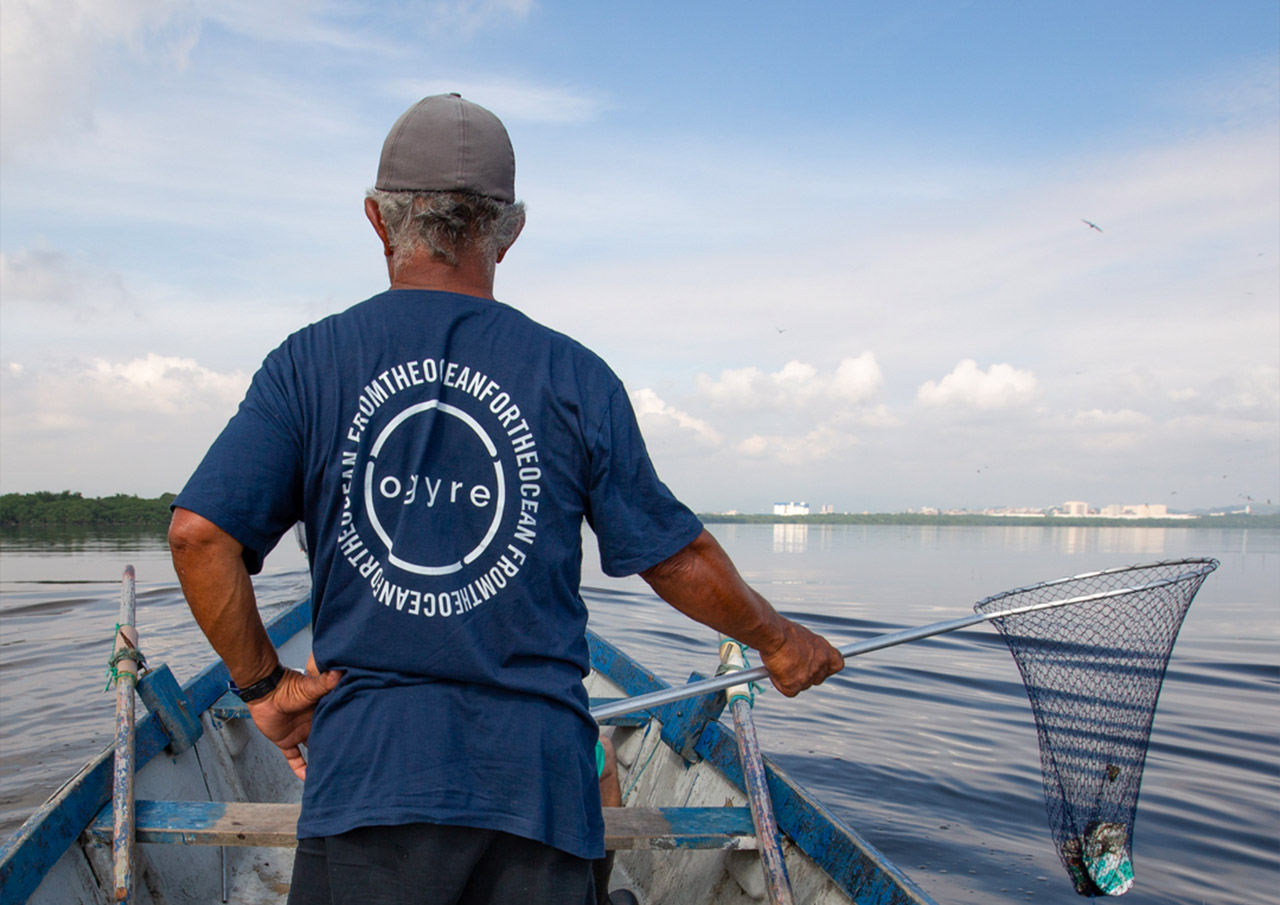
{"left": 90, "top": 800, "right": 759, "bottom": 851}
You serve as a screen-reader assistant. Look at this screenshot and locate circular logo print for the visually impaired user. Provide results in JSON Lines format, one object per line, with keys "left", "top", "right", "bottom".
{"left": 363, "top": 401, "right": 506, "bottom": 575}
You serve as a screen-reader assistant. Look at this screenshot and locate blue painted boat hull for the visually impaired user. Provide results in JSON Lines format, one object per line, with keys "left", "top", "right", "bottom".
{"left": 0, "top": 599, "right": 936, "bottom": 905}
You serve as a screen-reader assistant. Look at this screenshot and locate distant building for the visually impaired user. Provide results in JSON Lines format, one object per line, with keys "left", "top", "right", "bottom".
{"left": 1062, "top": 501, "right": 1090, "bottom": 517}
{"left": 772, "top": 501, "right": 810, "bottom": 516}
{"left": 819, "top": 504, "right": 834, "bottom": 515}
{"left": 1100, "top": 503, "right": 1168, "bottom": 519}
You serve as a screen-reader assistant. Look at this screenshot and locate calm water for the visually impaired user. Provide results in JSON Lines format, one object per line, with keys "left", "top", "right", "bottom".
{"left": 1, "top": 524, "right": 1276, "bottom": 904}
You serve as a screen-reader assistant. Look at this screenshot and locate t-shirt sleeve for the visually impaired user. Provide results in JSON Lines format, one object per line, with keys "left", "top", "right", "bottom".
{"left": 586, "top": 384, "right": 703, "bottom": 577}
{"left": 172, "top": 347, "right": 305, "bottom": 574}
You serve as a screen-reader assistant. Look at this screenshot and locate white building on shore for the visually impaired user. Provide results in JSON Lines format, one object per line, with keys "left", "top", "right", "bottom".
{"left": 772, "top": 501, "right": 810, "bottom": 516}
{"left": 1100, "top": 503, "right": 1169, "bottom": 519}
{"left": 1055, "top": 501, "right": 1192, "bottom": 519}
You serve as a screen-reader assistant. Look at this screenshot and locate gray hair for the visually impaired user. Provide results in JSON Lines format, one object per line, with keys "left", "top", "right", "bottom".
{"left": 366, "top": 189, "right": 525, "bottom": 270}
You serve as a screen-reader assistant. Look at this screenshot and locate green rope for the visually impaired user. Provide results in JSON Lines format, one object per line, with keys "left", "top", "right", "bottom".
{"left": 103, "top": 624, "right": 147, "bottom": 691}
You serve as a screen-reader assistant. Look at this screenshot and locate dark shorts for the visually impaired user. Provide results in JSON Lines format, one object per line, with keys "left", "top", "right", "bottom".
{"left": 287, "top": 822, "right": 595, "bottom": 905}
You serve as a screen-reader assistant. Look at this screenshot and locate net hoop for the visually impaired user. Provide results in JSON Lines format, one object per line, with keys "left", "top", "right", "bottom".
{"left": 975, "top": 557, "right": 1219, "bottom": 897}
{"left": 974, "top": 557, "right": 1219, "bottom": 613}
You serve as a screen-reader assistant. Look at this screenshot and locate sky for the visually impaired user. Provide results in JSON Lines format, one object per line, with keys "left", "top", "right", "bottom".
{"left": 1, "top": 0, "right": 1277, "bottom": 515}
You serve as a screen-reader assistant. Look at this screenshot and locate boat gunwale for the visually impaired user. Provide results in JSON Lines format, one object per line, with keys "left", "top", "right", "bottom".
{"left": 0, "top": 598, "right": 311, "bottom": 904}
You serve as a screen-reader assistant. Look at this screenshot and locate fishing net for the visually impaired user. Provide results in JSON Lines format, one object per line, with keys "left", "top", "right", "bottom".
{"left": 974, "top": 558, "right": 1218, "bottom": 897}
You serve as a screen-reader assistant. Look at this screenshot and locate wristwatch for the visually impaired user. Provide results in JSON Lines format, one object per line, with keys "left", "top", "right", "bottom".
{"left": 230, "top": 663, "right": 287, "bottom": 703}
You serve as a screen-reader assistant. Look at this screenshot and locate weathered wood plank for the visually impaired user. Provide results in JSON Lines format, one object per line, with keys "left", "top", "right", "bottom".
{"left": 605, "top": 806, "right": 757, "bottom": 851}
{"left": 89, "top": 801, "right": 758, "bottom": 851}
{"left": 90, "top": 801, "right": 299, "bottom": 847}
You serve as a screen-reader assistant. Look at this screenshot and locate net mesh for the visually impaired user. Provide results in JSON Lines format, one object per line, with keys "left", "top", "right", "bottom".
{"left": 974, "top": 558, "right": 1218, "bottom": 897}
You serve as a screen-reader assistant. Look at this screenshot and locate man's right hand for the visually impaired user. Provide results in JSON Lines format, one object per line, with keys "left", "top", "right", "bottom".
{"left": 641, "top": 529, "right": 846, "bottom": 696}
{"left": 756, "top": 619, "right": 844, "bottom": 697}
{"left": 246, "top": 661, "right": 342, "bottom": 781}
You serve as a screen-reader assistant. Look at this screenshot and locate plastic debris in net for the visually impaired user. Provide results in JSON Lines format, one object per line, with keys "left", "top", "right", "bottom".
{"left": 974, "top": 559, "right": 1217, "bottom": 897}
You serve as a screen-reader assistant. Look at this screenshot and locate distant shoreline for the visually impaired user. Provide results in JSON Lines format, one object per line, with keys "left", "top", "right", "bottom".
{"left": 698, "top": 512, "right": 1280, "bottom": 529}
{"left": 1, "top": 492, "right": 1274, "bottom": 529}
{"left": 0, "top": 491, "right": 176, "bottom": 527}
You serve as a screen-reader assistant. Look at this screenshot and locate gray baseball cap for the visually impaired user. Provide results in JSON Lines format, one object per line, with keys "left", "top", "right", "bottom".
{"left": 375, "top": 94, "right": 515, "bottom": 203}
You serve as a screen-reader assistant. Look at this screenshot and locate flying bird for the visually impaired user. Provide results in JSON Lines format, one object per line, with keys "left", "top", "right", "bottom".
{"left": 1081, "top": 219, "right": 1103, "bottom": 233}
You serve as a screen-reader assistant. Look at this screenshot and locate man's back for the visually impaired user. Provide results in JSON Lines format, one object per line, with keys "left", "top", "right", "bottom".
{"left": 176, "top": 286, "right": 703, "bottom": 857}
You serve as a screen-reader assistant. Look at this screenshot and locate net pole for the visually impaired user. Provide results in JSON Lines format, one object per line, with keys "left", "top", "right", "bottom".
{"left": 590, "top": 563, "right": 1214, "bottom": 722}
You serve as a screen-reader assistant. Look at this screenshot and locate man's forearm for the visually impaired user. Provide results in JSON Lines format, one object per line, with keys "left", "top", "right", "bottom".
{"left": 640, "top": 529, "right": 844, "bottom": 696}
{"left": 640, "top": 529, "right": 788, "bottom": 653}
{"left": 169, "top": 507, "right": 279, "bottom": 687}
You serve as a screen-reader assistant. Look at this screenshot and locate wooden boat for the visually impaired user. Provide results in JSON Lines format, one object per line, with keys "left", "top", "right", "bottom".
{"left": 0, "top": 596, "right": 937, "bottom": 905}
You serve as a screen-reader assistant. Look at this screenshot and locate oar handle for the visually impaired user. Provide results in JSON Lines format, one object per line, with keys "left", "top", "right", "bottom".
{"left": 112, "top": 565, "right": 138, "bottom": 904}
{"left": 720, "top": 638, "right": 794, "bottom": 905}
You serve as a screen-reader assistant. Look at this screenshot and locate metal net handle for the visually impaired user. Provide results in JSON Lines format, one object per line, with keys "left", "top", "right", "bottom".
{"left": 590, "top": 559, "right": 1220, "bottom": 721}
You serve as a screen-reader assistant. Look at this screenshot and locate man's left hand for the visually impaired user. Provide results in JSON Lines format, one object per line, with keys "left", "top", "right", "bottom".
{"left": 246, "top": 659, "right": 342, "bottom": 781}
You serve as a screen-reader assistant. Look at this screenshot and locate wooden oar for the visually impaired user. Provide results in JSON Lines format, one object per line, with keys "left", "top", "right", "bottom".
{"left": 111, "top": 565, "right": 139, "bottom": 904}
{"left": 719, "top": 637, "right": 793, "bottom": 905}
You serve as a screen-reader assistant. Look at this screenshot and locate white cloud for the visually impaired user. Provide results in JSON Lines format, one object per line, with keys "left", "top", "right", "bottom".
{"left": 1162, "top": 55, "right": 1280, "bottom": 125}
{"left": 916, "top": 360, "right": 1037, "bottom": 410}
{"left": 857, "top": 404, "right": 900, "bottom": 428}
{"left": 830, "top": 354, "right": 885, "bottom": 402}
{"left": 1069, "top": 408, "right": 1152, "bottom": 428}
{"left": 0, "top": 0, "right": 195, "bottom": 163}
{"left": 87, "top": 354, "right": 248, "bottom": 414}
{"left": 735, "top": 424, "right": 860, "bottom": 465}
{"left": 1214, "top": 365, "right": 1280, "bottom": 417}
{"left": 695, "top": 354, "right": 883, "bottom": 411}
{"left": 3, "top": 354, "right": 248, "bottom": 426}
{"left": 0, "top": 353, "right": 251, "bottom": 494}
{"left": 389, "top": 77, "right": 604, "bottom": 125}
{"left": 201, "top": 0, "right": 386, "bottom": 49}
{"left": 421, "top": 0, "right": 537, "bottom": 35}
{"left": 0, "top": 248, "right": 133, "bottom": 312}
{"left": 630, "top": 388, "right": 720, "bottom": 447}
{"left": 1062, "top": 408, "right": 1155, "bottom": 452}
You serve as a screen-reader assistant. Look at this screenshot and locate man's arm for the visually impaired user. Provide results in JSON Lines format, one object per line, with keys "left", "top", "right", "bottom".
{"left": 168, "top": 507, "right": 339, "bottom": 779}
{"left": 639, "top": 529, "right": 844, "bottom": 696}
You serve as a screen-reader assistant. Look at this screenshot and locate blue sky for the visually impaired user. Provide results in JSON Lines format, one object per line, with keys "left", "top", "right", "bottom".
{"left": 2, "top": 0, "right": 1277, "bottom": 514}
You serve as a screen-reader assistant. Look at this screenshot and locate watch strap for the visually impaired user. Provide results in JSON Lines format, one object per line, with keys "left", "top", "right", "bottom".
{"left": 230, "top": 662, "right": 287, "bottom": 703}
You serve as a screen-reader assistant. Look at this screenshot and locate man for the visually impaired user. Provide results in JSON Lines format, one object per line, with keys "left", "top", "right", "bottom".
{"left": 169, "top": 94, "right": 843, "bottom": 905}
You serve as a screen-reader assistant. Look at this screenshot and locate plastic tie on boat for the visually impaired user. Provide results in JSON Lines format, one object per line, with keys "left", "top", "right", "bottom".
{"left": 716, "top": 637, "right": 757, "bottom": 708}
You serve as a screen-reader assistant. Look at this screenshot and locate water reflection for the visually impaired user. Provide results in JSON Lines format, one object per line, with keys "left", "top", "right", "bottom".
{"left": 1059, "top": 526, "right": 1169, "bottom": 556}
{"left": 772, "top": 522, "right": 807, "bottom": 553}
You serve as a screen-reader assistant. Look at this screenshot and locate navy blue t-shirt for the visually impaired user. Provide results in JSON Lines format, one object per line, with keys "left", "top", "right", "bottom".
{"left": 174, "top": 289, "right": 702, "bottom": 858}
